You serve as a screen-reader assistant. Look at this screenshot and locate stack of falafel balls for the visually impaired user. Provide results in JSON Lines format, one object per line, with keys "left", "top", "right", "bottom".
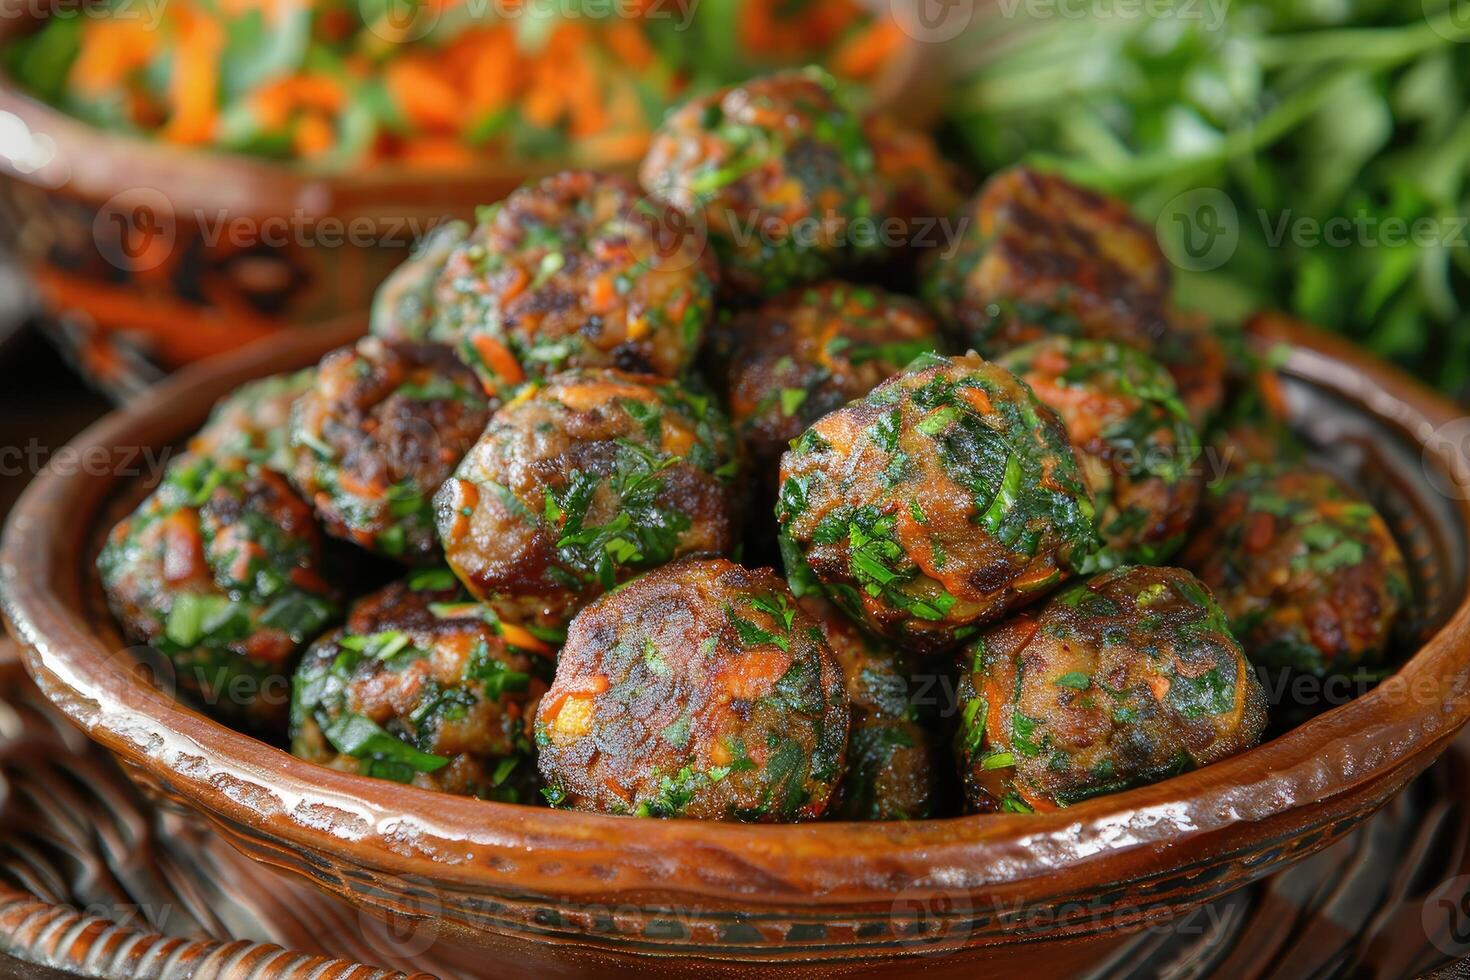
{"left": 99, "top": 68, "right": 1411, "bottom": 822}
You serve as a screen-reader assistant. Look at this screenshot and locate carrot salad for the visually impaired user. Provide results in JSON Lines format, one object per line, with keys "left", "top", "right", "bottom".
{"left": 4, "top": 0, "right": 903, "bottom": 168}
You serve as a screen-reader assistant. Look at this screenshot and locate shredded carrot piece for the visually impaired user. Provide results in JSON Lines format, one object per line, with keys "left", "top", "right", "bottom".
{"left": 499, "top": 266, "right": 530, "bottom": 303}
{"left": 465, "top": 27, "right": 518, "bottom": 115}
{"left": 660, "top": 419, "right": 696, "bottom": 458}
{"left": 70, "top": 21, "right": 158, "bottom": 99}
{"left": 962, "top": 387, "right": 994, "bottom": 416}
{"left": 498, "top": 621, "right": 553, "bottom": 656}
{"left": 470, "top": 333, "right": 525, "bottom": 385}
{"left": 162, "top": 13, "right": 224, "bottom": 145}
{"left": 397, "top": 138, "right": 477, "bottom": 169}
{"left": 830, "top": 20, "right": 902, "bottom": 78}
{"left": 336, "top": 468, "right": 387, "bottom": 499}
{"left": 709, "top": 739, "right": 733, "bottom": 767}
{"left": 605, "top": 21, "right": 655, "bottom": 70}
{"left": 557, "top": 379, "right": 655, "bottom": 412}
{"left": 293, "top": 112, "right": 335, "bottom": 158}
{"left": 588, "top": 274, "right": 618, "bottom": 314}
{"left": 541, "top": 674, "right": 611, "bottom": 719}
{"left": 161, "top": 511, "right": 205, "bottom": 585}
{"left": 386, "top": 58, "right": 464, "bottom": 131}
{"left": 718, "top": 650, "right": 793, "bottom": 700}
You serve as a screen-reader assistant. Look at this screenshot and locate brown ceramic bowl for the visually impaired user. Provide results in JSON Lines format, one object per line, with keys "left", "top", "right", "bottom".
{"left": 4, "top": 315, "right": 1470, "bottom": 974}
{"left": 0, "top": 16, "right": 942, "bottom": 392}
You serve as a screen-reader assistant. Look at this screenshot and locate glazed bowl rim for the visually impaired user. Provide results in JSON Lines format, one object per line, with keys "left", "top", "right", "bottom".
{"left": 5, "top": 314, "right": 1470, "bottom": 908}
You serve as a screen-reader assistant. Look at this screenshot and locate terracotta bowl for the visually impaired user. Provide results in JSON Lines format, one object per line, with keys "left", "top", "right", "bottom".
{"left": 4, "top": 315, "right": 1470, "bottom": 974}
{"left": 0, "top": 18, "right": 942, "bottom": 392}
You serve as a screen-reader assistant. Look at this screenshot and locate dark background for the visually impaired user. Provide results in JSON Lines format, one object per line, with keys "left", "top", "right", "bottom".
{"left": 0, "top": 324, "right": 109, "bottom": 520}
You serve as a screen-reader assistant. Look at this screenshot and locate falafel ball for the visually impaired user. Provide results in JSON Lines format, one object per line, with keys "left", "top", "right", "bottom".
{"left": 535, "top": 559, "right": 848, "bottom": 821}
{"left": 290, "top": 570, "right": 550, "bottom": 799}
{"left": 290, "top": 337, "right": 490, "bottom": 564}
{"left": 863, "top": 111, "right": 969, "bottom": 233}
{"left": 1180, "top": 467, "right": 1409, "bottom": 677}
{"left": 919, "top": 167, "right": 1225, "bottom": 426}
{"left": 920, "top": 166, "right": 1172, "bottom": 354}
{"left": 799, "top": 593, "right": 936, "bottom": 821}
{"left": 431, "top": 171, "right": 714, "bottom": 401}
{"left": 954, "top": 566, "right": 1267, "bottom": 812}
{"left": 369, "top": 220, "right": 469, "bottom": 343}
{"left": 640, "top": 68, "right": 882, "bottom": 299}
{"left": 1207, "top": 367, "right": 1304, "bottom": 478}
{"left": 435, "top": 369, "right": 740, "bottom": 632}
{"left": 1154, "top": 311, "right": 1229, "bottom": 431}
{"left": 725, "top": 281, "right": 944, "bottom": 473}
{"left": 189, "top": 368, "right": 314, "bottom": 475}
{"left": 996, "top": 338, "right": 1201, "bottom": 566}
{"left": 777, "top": 352, "right": 1098, "bottom": 653}
{"left": 97, "top": 454, "right": 339, "bottom": 730}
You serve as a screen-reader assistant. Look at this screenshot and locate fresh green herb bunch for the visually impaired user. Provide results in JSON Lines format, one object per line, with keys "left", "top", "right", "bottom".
{"left": 290, "top": 570, "right": 552, "bottom": 800}
{"left": 640, "top": 67, "right": 883, "bottom": 299}
{"left": 430, "top": 171, "right": 715, "bottom": 403}
{"left": 777, "top": 351, "right": 1099, "bottom": 653}
{"left": 435, "top": 368, "right": 740, "bottom": 632}
{"left": 997, "top": 337, "right": 1202, "bottom": 568}
{"left": 97, "top": 453, "right": 339, "bottom": 731}
{"left": 948, "top": 0, "right": 1470, "bottom": 395}
{"left": 955, "top": 565, "right": 1267, "bottom": 813}
{"left": 535, "top": 559, "right": 849, "bottom": 821}
{"left": 1180, "top": 466, "right": 1410, "bottom": 677}
{"left": 289, "top": 337, "right": 490, "bottom": 564}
